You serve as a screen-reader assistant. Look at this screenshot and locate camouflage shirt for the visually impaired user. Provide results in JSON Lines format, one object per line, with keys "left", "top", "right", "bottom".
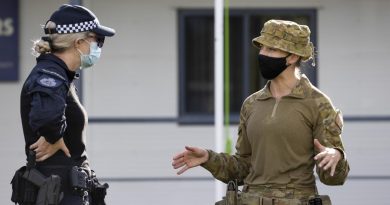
{"left": 202, "top": 74, "right": 350, "bottom": 187}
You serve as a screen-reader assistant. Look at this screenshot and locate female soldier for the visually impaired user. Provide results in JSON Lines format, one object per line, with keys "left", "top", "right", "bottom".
{"left": 20, "top": 4, "right": 114, "bottom": 204}
{"left": 172, "top": 20, "right": 349, "bottom": 205}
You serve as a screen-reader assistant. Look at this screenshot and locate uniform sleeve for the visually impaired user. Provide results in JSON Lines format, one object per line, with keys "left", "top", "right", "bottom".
{"left": 313, "top": 96, "right": 350, "bottom": 185}
{"left": 28, "top": 74, "right": 68, "bottom": 144}
{"left": 201, "top": 102, "right": 252, "bottom": 185}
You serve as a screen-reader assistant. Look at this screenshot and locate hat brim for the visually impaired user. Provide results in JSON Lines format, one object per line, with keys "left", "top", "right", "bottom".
{"left": 92, "top": 25, "right": 115, "bottom": 37}
{"left": 252, "top": 35, "right": 313, "bottom": 61}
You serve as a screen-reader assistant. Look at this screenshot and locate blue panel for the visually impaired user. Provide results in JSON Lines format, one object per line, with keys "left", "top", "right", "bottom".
{"left": 0, "top": 0, "right": 18, "bottom": 81}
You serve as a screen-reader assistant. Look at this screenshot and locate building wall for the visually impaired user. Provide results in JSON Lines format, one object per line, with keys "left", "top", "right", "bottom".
{"left": 1, "top": 0, "right": 389, "bottom": 204}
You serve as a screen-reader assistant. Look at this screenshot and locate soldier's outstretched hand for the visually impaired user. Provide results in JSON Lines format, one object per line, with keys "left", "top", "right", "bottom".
{"left": 172, "top": 146, "right": 209, "bottom": 175}
{"left": 313, "top": 139, "right": 342, "bottom": 177}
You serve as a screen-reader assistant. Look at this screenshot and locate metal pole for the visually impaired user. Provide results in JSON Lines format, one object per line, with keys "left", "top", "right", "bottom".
{"left": 69, "top": 0, "right": 83, "bottom": 102}
{"left": 214, "top": 0, "right": 224, "bottom": 202}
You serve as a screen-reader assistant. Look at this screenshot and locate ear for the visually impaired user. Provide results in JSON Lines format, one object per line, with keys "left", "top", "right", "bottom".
{"left": 74, "top": 38, "right": 83, "bottom": 49}
{"left": 287, "top": 54, "right": 300, "bottom": 65}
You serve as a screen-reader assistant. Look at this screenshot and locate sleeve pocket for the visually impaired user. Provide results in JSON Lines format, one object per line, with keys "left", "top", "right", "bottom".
{"left": 324, "top": 109, "right": 343, "bottom": 136}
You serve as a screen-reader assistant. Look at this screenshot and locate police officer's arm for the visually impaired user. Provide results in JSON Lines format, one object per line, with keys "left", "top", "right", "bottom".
{"left": 200, "top": 106, "right": 251, "bottom": 185}
{"left": 313, "top": 97, "right": 350, "bottom": 185}
{"left": 28, "top": 75, "right": 68, "bottom": 144}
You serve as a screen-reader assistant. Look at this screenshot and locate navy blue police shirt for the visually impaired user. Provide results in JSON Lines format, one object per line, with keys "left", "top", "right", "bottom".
{"left": 20, "top": 53, "right": 88, "bottom": 167}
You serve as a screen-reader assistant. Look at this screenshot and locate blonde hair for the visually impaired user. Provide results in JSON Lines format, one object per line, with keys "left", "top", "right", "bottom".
{"left": 32, "top": 21, "right": 89, "bottom": 56}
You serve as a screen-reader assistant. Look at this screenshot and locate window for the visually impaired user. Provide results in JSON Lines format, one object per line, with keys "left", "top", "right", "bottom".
{"left": 178, "top": 9, "right": 317, "bottom": 124}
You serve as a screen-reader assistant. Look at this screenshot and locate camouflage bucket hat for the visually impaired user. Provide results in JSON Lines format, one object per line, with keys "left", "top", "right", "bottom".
{"left": 252, "top": 19, "right": 314, "bottom": 61}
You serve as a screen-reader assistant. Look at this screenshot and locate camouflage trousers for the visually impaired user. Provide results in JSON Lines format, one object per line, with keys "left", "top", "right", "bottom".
{"left": 216, "top": 185, "right": 331, "bottom": 205}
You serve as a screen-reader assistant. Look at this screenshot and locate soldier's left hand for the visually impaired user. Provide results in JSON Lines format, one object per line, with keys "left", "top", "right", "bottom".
{"left": 313, "top": 139, "right": 342, "bottom": 176}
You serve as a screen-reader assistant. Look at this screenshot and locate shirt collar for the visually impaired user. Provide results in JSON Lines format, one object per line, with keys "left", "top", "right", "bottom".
{"left": 37, "top": 53, "right": 76, "bottom": 80}
{"left": 256, "top": 74, "right": 311, "bottom": 100}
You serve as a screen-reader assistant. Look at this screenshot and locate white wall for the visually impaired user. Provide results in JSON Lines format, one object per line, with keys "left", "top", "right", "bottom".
{"left": 1, "top": 0, "right": 389, "bottom": 204}
{"left": 318, "top": 0, "right": 390, "bottom": 115}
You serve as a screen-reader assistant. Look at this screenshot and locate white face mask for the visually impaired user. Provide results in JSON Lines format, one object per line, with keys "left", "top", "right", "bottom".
{"left": 77, "top": 40, "right": 101, "bottom": 69}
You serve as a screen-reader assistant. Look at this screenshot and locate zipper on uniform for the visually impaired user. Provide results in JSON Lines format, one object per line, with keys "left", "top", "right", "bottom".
{"left": 271, "top": 98, "right": 281, "bottom": 118}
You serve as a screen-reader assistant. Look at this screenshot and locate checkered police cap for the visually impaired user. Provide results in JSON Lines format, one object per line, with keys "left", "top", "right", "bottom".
{"left": 44, "top": 4, "right": 115, "bottom": 37}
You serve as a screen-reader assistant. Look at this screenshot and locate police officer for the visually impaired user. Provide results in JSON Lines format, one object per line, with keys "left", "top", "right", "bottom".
{"left": 172, "top": 20, "right": 350, "bottom": 205}
{"left": 20, "top": 4, "right": 115, "bottom": 204}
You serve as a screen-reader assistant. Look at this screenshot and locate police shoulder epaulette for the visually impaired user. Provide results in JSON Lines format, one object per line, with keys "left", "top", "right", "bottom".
{"left": 39, "top": 68, "right": 66, "bottom": 81}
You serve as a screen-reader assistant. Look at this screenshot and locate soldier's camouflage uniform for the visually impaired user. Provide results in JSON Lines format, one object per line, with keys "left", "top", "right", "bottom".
{"left": 201, "top": 20, "right": 350, "bottom": 205}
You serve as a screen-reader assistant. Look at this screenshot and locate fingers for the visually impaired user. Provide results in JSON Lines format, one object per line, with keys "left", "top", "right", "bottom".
{"left": 314, "top": 151, "right": 327, "bottom": 161}
{"left": 172, "top": 157, "right": 185, "bottom": 168}
{"left": 29, "top": 136, "right": 44, "bottom": 150}
{"left": 172, "top": 155, "right": 187, "bottom": 173}
{"left": 314, "top": 147, "right": 341, "bottom": 177}
{"left": 36, "top": 154, "right": 50, "bottom": 162}
{"left": 173, "top": 161, "right": 186, "bottom": 170}
{"left": 34, "top": 147, "right": 49, "bottom": 161}
{"left": 320, "top": 155, "right": 334, "bottom": 169}
{"left": 330, "top": 163, "right": 337, "bottom": 177}
{"left": 172, "top": 149, "right": 190, "bottom": 174}
{"left": 29, "top": 142, "right": 38, "bottom": 150}
{"left": 61, "top": 144, "right": 71, "bottom": 158}
{"left": 177, "top": 165, "right": 190, "bottom": 175}
{"left": 173, "top": 146, "right": 205, "bottom": 175}
{"left": 35, "top": 150, "right": 44, "bottom": 159}
{"left": 316, "top": 149, "right": 336, "bottom": 169}
{"left": 29, "top": 137, "right": 69, "bottom": 162}
{"left": 32, "top": 142, "right": 45, "bottom": 159}
{"left": 317, "top": 155, "right": 329, "bottom": 168}
{"left": 322, "top": 154, "right": 336, "bottom": 169}
{"left": 322, "top": 154, "right": 338, "bottom": 177}
{"left": 34, "top": 146, "right": 50, "bottom": 161}
{"left": 313, "top": 139, "right": 325, "bottom": 152}
{"left": 172, "top": 152, "right": 184, "bottom": 160}
{"left": 321, "top": 156, "right": 337, "bottom": 177}
{"left": 185, "top": 146, "right": 196, "bottom": 152}
{"left": 54, "top": 138, "right": 71, "bottom": 158}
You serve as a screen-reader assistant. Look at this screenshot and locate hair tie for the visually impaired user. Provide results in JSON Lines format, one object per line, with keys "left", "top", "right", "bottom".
{"left": 41, "top": 36, "right": 53, "bottom": 49}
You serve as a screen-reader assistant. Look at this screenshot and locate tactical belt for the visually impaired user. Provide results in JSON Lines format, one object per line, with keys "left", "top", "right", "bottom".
{"left": 243, "top": 184, "right": 317, "bottom": 199}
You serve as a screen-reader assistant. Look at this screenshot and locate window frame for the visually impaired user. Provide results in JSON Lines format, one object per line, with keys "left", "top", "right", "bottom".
{"left": 178, "top": 8, "right": 318, "bottom": 124}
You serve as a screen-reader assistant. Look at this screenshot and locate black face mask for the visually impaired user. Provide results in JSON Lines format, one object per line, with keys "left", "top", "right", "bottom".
{"left": 258, "top": 54, "right": 290, "bottom": 80}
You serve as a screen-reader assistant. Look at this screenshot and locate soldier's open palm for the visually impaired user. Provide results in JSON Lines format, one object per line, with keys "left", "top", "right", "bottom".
{"left": 172, "top": 146, "right": 209, "bottom": 175}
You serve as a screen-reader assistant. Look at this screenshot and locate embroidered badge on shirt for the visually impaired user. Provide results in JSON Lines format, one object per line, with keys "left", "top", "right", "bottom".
{"left": 40, "top": 78, "right": 57, "bottom": 87}
{"left": 37, "top": 74, "right": 63, "bottom": 88}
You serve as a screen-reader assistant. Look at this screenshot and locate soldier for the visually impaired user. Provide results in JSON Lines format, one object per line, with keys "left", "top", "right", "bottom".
{"left": 19, "top": 4, "right": 114, "bottom": 205}
{"left": 172, "top": 19, "right": 350, "bottom": 205}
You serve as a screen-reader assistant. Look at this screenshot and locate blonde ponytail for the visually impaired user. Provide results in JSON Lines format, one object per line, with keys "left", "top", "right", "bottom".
{"left": 32, "top": 21, "right": 88, "bottom": 56}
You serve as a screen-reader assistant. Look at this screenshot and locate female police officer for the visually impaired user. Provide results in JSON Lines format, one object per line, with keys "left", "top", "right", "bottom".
{"left": 172, "top": 20, "right": 350, "bottom": 205}
{"left": 20, "top": 4, "right": 114, "bottom": 204}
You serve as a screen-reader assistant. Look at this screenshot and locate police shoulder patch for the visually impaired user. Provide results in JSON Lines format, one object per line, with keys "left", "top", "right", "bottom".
{"left": 36, "top": 74, "right": 63, "bottom": 88}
